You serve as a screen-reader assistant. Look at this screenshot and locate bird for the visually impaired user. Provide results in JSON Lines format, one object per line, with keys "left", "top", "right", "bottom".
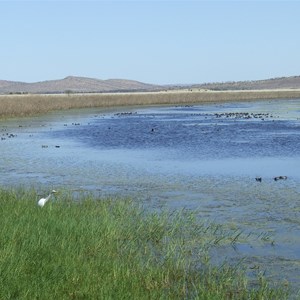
{"left": 274, "top": 176, "right": 288, "bottom": 181}
{"left": 38, "top": 190, "right": 57, "bottom": 207}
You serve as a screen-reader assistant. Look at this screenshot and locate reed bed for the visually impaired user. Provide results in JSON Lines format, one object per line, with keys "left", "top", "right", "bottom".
{"left": 0, "top": 188, "right": 288, "bottom": 299}
{"left": 1, "top": 89, "right": 300, "bottom": 118}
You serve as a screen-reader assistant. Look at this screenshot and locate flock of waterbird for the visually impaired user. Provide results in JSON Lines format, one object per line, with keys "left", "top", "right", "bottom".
{"left": 255, "top": 176, "right": 288, "bottom": 182}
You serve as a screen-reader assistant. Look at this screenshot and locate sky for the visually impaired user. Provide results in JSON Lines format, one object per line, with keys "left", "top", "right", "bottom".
{"left": 0, "top": 1, "right": 299, "bottom": 84}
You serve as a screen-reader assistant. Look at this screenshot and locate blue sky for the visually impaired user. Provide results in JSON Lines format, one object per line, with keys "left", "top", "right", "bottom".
{"left": 1, "top": 1, "right": 299, "bottom": 84}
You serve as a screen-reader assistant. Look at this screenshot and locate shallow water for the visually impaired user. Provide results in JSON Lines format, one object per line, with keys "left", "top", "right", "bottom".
{"left": 1, "top": 99, "right": 300, "bottom": 296}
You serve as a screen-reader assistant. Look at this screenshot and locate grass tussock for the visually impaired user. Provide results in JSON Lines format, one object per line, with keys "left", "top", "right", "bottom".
{"left": 1, "top": 90, "right": 300, "bottom": 118}
{"left": 0, "top": 188, "right": 288, "bottom": 299}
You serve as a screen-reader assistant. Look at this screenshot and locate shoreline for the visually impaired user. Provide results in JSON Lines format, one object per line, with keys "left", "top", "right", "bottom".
{"left": 1, "top": 89, "right": 300, "bottom": 119}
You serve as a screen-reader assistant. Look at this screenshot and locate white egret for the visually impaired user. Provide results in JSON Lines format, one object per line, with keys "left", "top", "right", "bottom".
{"left": 38, "top": 190, "right": 57, "bottom": 207}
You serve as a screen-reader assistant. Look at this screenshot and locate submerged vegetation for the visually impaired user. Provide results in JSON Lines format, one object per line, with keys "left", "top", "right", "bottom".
{"left": 0, "top": 188, "right": 288, "bottom": 299}
{"left": 1, "top": 89, "right": 300, "bottom": 118}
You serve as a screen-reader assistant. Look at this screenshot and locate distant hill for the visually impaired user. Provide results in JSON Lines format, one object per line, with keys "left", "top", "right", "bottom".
{"left": 1, "top": 75, "right": 300, "bottom": 95}
{"left": 190, "top": 76, "right": 300, "bottom": 91}
{"left": 0, "top": 76, "right": 161, "bottom": 94}
{"left": 0, "top": 80, "right": 24, "bottom": 89}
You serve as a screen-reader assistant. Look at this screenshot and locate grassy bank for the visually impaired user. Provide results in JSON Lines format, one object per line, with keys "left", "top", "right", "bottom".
{"left": 0, "top": 188, "right": 287, "bottom": 299}
{"left": 1, "top": 89, "right": 300, "bottom": 118}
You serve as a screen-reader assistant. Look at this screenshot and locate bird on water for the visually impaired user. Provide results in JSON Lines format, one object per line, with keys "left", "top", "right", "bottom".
{"left": 38, "top": 190, "right": 57, "bottom": 207}
{"left": 274, "top": 176, "right": 288, "bottom": 181}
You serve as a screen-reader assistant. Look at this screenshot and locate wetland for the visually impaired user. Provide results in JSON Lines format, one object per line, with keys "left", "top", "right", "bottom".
{"left": 1, "top": 98, "right": 300, "bottom": 297}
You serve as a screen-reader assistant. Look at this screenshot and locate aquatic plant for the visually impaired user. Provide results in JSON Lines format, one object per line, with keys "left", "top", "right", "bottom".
{"left": 0, "top": 188, "right": 288, "bottom": 299}
{"left": 1, "top": 89, "right": 300, "bottom": 118}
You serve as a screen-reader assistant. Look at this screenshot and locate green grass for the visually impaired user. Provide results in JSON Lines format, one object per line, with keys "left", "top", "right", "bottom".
{"left": 0, "top": 188, "right": 288, "bottom": 299}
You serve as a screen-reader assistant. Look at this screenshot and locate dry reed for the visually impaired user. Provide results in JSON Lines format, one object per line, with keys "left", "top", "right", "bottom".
{"left": 1, "top": 89, "right": 300, "bottom": 118}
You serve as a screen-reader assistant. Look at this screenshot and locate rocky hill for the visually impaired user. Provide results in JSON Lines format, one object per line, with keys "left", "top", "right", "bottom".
{"left": 0, "top": 76, "right": 161, "bottom": 94}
